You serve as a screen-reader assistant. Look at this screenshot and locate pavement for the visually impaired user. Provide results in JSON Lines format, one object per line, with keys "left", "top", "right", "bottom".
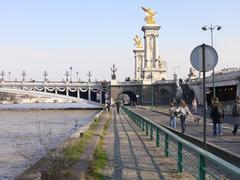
{"left": 134, "top": 105, "right": 240, "bottom": 159}
{"left": 101, "top": 107, "right": 194, "bottom": 180}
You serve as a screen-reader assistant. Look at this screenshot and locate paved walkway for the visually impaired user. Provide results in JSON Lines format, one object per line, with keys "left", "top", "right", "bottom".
{"left": 102, "top": 108, "right": 193, "bottom": 180}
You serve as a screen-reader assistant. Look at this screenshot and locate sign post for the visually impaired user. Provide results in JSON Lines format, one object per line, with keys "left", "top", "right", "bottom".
{"left": 190, "top": 44, "right": 218, "bottom": 149}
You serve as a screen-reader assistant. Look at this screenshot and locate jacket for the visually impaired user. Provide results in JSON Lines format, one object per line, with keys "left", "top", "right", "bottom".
{"left": 210, "top": 103, "right": 224, "bottom": 123}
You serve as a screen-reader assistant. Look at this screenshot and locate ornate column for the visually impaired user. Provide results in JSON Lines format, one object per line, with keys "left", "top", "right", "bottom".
{"left": 133, "top": 49, "right": 144, "bottom": 80}
{"left": 133, "top": 35, "right": 144, "bottom": 80}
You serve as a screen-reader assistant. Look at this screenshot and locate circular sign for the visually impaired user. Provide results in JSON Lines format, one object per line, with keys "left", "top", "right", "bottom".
{"left": 190, "top": 44, "right": 218, "bottom": 72}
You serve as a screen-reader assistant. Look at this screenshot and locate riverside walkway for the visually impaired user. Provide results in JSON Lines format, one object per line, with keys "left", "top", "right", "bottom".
{"left": 102, "top": 108, "right": 193, "bottom": 179}
{"left": 134, "top": 106, "right": 240, "bottom": 162}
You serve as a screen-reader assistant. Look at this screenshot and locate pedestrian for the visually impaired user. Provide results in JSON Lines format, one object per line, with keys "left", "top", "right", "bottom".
{"left": 192, "top": 97, "right": 198, "bottom": 114}
{"left": 232, "top": 96, "right": 240, "bottom": 135}
{"left": 115, "top": 99, "right": 120, "bottom": 114}
{"left": 169, "top": 102, "right": 177, "bottom": 128}
{"left": 210, "top": 97, "right": 224, "bottom": 136}
{"left": 176, "top": 100, "right": 193, "bottom": 133}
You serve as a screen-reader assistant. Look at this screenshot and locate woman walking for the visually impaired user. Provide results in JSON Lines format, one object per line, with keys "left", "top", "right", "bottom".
{"left": 176, "top": 100, "right": 193, "bottom": 133}
{"left": 169, "top": 103, "right": 177, "bottom": 128}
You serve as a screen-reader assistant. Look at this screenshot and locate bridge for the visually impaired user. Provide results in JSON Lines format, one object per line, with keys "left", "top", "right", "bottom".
{"left": 0, "top": 80, "right": 110, "bottom": 105}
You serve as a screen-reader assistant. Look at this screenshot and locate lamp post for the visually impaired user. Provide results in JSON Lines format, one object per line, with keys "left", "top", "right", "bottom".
{"left": 202, "top": 24, "right": 222, "bottom": 98}
{"left": 1, "top": 70, "right": 5, "bottom": 81}
{"left": 76, "top": 72, "right": 79, "bottom": 82}
{"left": 70, "top": 67, "right": 72, "bottom": 83}
{"left": 8, "top": 72, "right": 11, "bottom": 81}
{"left": 43, "top": 70, "right": 48, "bottom": 82}
{"left": 87, "top": 71, "right": 92, "bottom": 82}
{"left": 65, "top": 71, "right": 69, "bottom": 82}
{"left": 21, "top": 70, "right": 26, "bottom": 81}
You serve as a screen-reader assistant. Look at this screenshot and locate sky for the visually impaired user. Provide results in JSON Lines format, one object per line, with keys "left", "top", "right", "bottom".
{"left": 0, "top": 0, "right": 239, "bottom": 82}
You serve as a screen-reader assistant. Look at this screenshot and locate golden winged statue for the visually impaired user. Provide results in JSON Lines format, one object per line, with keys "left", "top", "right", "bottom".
{"left": 141, "top": 6, "right": 157, "bottom": 24}
{"left": 133, "top": 35, "right": 142, "bottom": 48}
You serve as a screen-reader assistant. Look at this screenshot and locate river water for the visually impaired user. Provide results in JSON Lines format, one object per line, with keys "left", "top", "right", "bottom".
{"left": 0, "top": 109, "right": 100, "bottom": 180}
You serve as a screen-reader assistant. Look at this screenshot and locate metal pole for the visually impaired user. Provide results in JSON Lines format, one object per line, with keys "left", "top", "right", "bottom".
{"left": 202, "top": 44, "right": 207, "bottom": 150}
{"left": 210, "top": 25, "right": 216, "bottom": 98}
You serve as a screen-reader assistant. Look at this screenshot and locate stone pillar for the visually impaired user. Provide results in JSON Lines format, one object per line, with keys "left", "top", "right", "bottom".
{"left": 77, "top": 88, "right": 80, "bottom": 98}
{"left": 141, "top": 25, "right": 167, "bottom": 83}
{"left": 44, "top": 87, "right": 47, "bottom": 92}
{"left": 88, "top": 87, "right": 91, "bottom": 101}
{"left": 66, "top": 88, "right": 69, "bottom": 96}
{"left": 55, "top": 88, "right": 58, "bottom": 94}
{"left": 133, "top": 48, "right": 144, "bottom": 80}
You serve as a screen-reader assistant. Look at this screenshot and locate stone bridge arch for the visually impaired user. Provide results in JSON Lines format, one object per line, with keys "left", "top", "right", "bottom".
{"left": 117, "top": 91, "right": 137, "bottom": 105}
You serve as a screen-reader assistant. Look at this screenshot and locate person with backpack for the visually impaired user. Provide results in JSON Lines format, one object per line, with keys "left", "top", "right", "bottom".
{"left": 210, "top": 97, "right": 224, "bottom": 136}
{"left": 169, "top": 102, "right": 177, "bottom": 128}
{"left": 176, "top": 100, "right": 193, "bottom": 133}
{"left": 232, "top": 96, "right": 240, "bottom": 135}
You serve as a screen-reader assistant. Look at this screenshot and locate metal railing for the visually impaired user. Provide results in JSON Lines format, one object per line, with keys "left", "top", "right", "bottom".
{"left": 122, "top": 106, "right": 240, "bottom": 180}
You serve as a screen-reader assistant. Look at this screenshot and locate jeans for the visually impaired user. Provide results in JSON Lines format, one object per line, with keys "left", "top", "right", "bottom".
{"left": 170, "top": 116, "right": 176, "bottom": 128}
{"left": 213, "top": 123, "right": 223, "bottom": 136}
{"left": 180, "top": 115, "right": 186, "bottom": 133}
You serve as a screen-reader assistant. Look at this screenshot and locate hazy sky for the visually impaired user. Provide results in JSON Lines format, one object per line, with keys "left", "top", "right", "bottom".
{"left": 0, "top": 0, "right": 239, "bottom": 81}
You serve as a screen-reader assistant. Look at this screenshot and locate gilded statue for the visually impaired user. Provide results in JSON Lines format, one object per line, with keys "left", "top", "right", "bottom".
{"left": 141, "top": 6, "right": 157, "bottom": 24}
{"left": 133, "top": 35, "right": 142, "bottom": 48}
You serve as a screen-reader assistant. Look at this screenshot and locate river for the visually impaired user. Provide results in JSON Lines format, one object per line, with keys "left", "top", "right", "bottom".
{"left": 0, "top": 109, "right": 100, "bottom": 180}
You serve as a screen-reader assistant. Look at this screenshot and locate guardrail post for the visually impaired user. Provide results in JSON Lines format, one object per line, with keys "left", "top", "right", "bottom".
{"left": 156, "top": 128, "right": 160, "bottom": 147}
{"left": 146, "top": 122, "right": 149, "bottom": 136}
{"left": 142, "top": 119, "right": 145, "bottom": 131}
{"left": 198, "top": 154, "right": 205, "bottom": 180}
{"left": 150, "top": 124, "right": 153, "bottom": 140}
{"left": 139, "top": 118, "right": 142, "bottom": 128}
{"left": 164, "top": 133, "right": 169, "bottom": 157}
{"left": 177, "top": 142, "right": 183, "bottom": 172}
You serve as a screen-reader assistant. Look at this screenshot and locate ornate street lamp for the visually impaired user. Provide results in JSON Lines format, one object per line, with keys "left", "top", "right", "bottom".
{"left": 8, "top": 72, "right": 11, "bottom": 81}
{"left": 1, "top": 70, "right": 5, "bottom": 81}
{"left": 65, "top": 71, "right": 69, "bottom": 82}
{"left": 43, "top": 70, "right": 48, "bottom": 81}
{"left": 87, "top": 70, "right": 92, "bottom": 82}
{"left": 76, "top": 72, "right": 79, "bottom": 82}
{"left": 21, "top": 70, "right": 26, "bottom": 81}
{"left": 202, "top": 24, "right": 222, "bottom": 98}
{"left": 70, "top": 66, "right": 72, "bottom": 83}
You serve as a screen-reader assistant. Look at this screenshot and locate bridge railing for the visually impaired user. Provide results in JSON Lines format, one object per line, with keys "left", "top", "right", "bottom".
{"left": 122, "top": 106, "right": 240, "bottom": 180}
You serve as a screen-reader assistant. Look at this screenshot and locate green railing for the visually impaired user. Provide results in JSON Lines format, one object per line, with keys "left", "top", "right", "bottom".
{"left": 122, "top": 106, "right": 240, "bottom": 180}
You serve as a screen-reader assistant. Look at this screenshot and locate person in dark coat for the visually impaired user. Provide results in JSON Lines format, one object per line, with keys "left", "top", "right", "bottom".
{"left": 210, "top": 97, "right": 224, "bottom": 136}
{"left": 232, "top": 96, "right": 240, "bottom": 135}
{"left": 115, "top": 99, "right": 120, "bottom": 114}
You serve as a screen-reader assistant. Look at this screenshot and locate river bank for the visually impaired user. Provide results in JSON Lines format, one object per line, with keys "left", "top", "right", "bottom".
{"left": 0, "top": 107, "right": 101, "bottom": 180}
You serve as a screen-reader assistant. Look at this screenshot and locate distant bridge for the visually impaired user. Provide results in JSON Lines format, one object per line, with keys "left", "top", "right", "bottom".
{"left": 0, "top": 81, "right": 110, "bottom": 104}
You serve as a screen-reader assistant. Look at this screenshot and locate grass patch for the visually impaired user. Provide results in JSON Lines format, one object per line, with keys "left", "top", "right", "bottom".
{"left": 88, "top": 112, "right": 112, "bottom": 179}
{"left": 64, "top": 118, "right": 100, "bottom": 166}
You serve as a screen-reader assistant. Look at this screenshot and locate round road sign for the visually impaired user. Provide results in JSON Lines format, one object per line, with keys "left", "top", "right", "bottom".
{"left": 190, "top": 44, "right": 218, "bottom": 72}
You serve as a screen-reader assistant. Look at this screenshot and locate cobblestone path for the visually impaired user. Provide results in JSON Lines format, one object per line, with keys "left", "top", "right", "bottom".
{"left": 102, "top": 108, "right": 193, "bottom": 180}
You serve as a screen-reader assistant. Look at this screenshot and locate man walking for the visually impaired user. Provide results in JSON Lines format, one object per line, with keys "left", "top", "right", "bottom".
{"left": 232, "top": 96, "right": 240, "bottom": 135}
{"left": 210, "top": 97, "right": 224, "bottom": 136}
